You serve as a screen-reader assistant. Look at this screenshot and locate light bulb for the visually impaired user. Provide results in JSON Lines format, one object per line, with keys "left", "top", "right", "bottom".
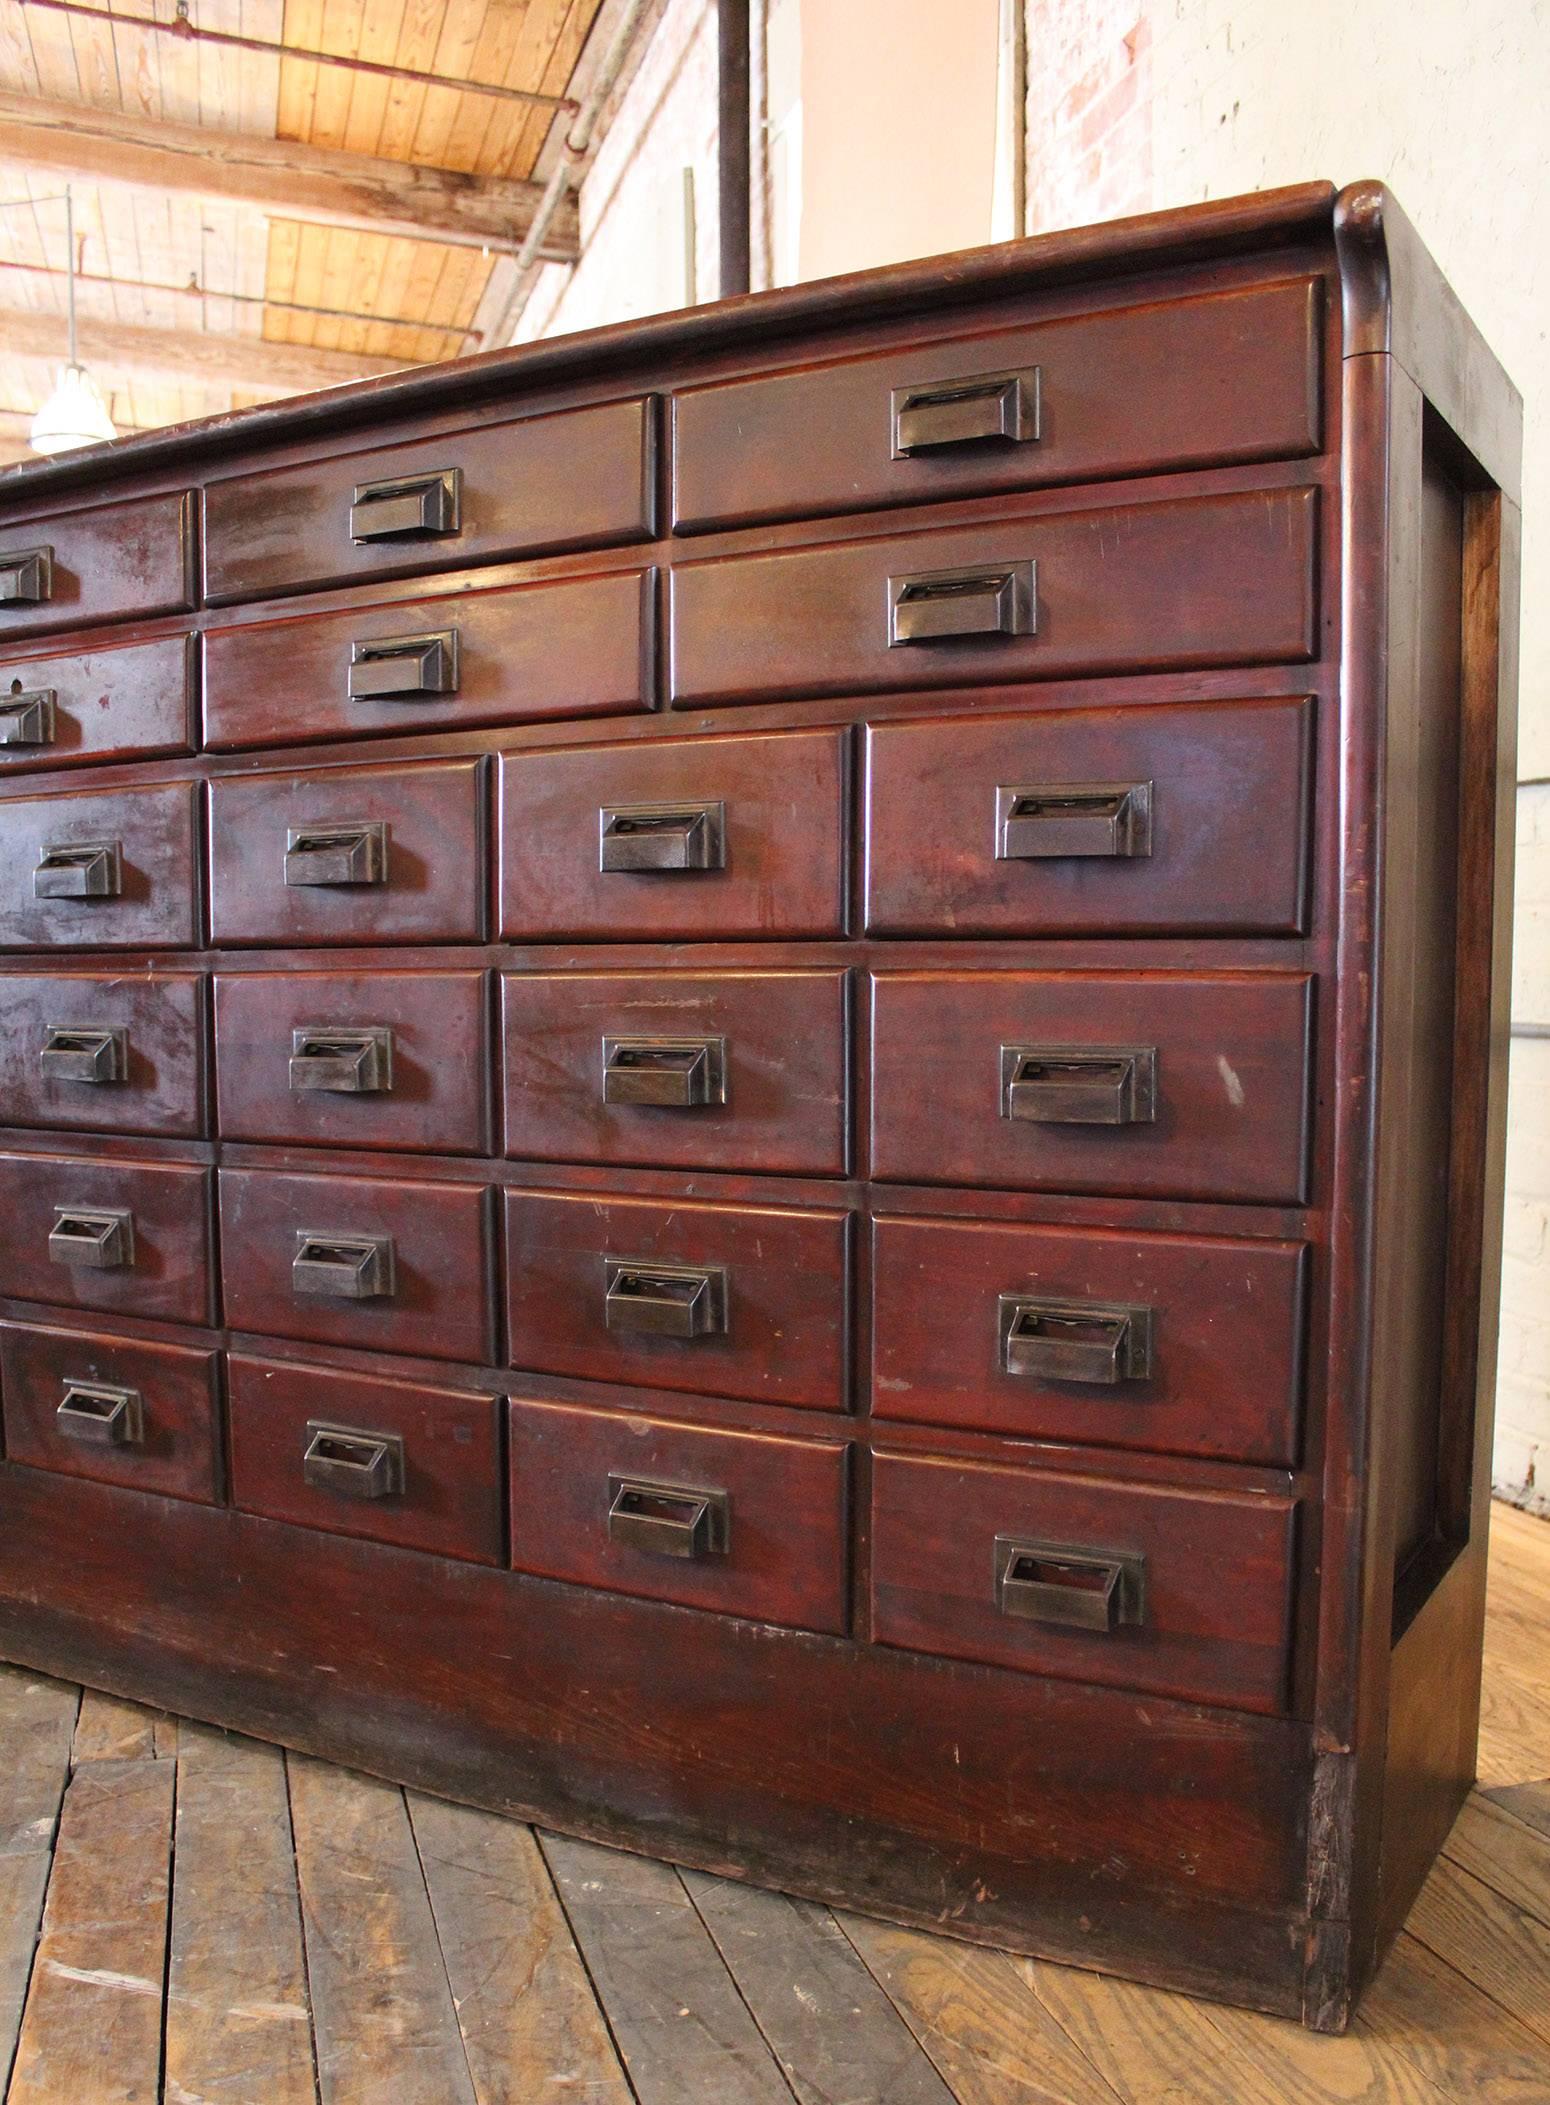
{"left": 29, "top": 363, "right": 117, "bottom": 455}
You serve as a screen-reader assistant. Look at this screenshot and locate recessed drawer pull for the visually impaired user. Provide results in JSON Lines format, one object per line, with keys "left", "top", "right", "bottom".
{"left": 0, "top": 687, "right": 57, "bottom": 746}
{"left": 289, "top": 1027, "right": 394, "bottom": 1095}
{"left": 302, "top": 1420, "right": 405, "bottom": 1499}
{"left": 606, "top": 1473, "right": 731, "bottom": 1560}
{"left": 994, "top": 1537, "right": 1146, "bottom": 1632}
{"left": 998, "top": 1295, "right": 1154, "bottom": 1384}
{"left": 0, "top": 546, "right": 53, "bottom": 606}
{"left": 347, "top": 629, "right": 460, "bottom": 701}
{"left": 598, "top": 801, "right": 726, "bottom": 873}
{"left": 33, "top": 837, "right": 123, "bottom": 900}
{"left": 604, "top": 1259, "right": 728, "bottom": 1338}
{"left": 1001, "top": 1044, "right": 1157, "bottom": 1126}
{"left": 56, "top": 1379, "right": 144, "bottom": 1447}
{"left": 996, "top": 782, "right": 1153, "bottom": 861}
{"left": 601, "top": 1034, "right": 725, "bottom": 1108}
{"left": 48, "top": 1206, "right": 134, "bottom": 1270}
{"left": 39, "top": 1024, "right": 128, "bottom": 1085}
{"left": 292, "top": 1232, "right": 396, "bottom": 1300}
{"left": 349, "top": 469, "right": 461, "bottom": 544}
{"left": 284, "top": 820, "right": 388, "bottom": 888}
{"left": 890, "top": 366, "right": 1041, "bottom": 455}
{"left": 887, "top": 560, "right": 1035, "bottom": 646}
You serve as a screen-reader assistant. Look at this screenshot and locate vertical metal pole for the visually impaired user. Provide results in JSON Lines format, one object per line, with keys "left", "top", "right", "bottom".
{"left": 65, "top": 185, "right": 77, "bottom": 366}
{"left": 717, "top": 0, "right": 751, "bottom": 297}
{"left": 682, "top": 166, "right": 699, "bottom": 305}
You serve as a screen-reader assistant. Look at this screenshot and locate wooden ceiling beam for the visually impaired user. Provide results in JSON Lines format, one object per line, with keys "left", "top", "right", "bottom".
{"left": 0, "top": 301, "right": 411, "bottom": 397}
{"left": 0, "top": 91, "right": 581, "bottom": 259}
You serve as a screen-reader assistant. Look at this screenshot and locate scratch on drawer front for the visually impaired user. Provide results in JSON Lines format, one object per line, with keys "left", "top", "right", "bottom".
{"left": 1217, "top": 1055, "right": 1246, "bottom": 1106}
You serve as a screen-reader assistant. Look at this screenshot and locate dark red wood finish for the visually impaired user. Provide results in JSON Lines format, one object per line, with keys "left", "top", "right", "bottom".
{"left": 0, "top": 969, "right": 206, "bottom": 1139}
{"left": 0, "top": 777, "right": 200, "bottom": 949}
{"left": 0, "top": 632, "right": 194, "bottom": 775}
{"left": 0, "top": 490, "right": 194, "bottom": 640}
{"left": 0, "top": 1320, "right": 220, "bottom": 1504}
{"left": 0, "top": 1150, "right": 211, "bottom": 1325}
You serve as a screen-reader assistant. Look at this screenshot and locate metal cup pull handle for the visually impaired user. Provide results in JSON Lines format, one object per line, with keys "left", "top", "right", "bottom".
{"left": 888, "top": 560, "right": 1035, "bottom": 646}
{"left": 999, "top": 1295, "right": 1154, "bottom": 1384}
{"left": 602, "top": 1035, "right": 725, "bottom": 1108}
{"left": 604, "top": 1259, "right": 728, "bottom": 1339}
{"left": 49, "top": 1207, "right": 134, "bottom": 1270}
{"left": 56, "top": 1380, "right": 144, "bottom": 1447}
{"left": 39, "top": 1024, "right": 128, "bottom": 1084}
{"left": 33, "top": 837, "right": 123, "bottom": 900}
{"left": 606, "top": 1474, "right": 731, "bottom": 1560}
{"left": 1001, "top": 1044, "right": 1157, "bottom": 1127}
{"left": 0, "top": 546, "right": 53, "bottom": 606}
{"left": 347, "top": 629, "right": 459, "bottom": 701}
{"left": 891, "top": 366, "right": 1041, "bottom": 455}
{"left": 302, "top": 1420, "right": 405, "bottom": 1499}
{"left": 289, "top": 1027, "right": 394, "bottom": 1094}
{"left": 994, "top": 1537, "right": 1146, "bottom": 1633}
{"left": 599, "top": 801, "right": 726, "bottom": 873}
{"left": 284, "top": 821, "right": 387, "bottom": 888}
{"left": 996, "top": 782, "right": 1153, "bottom": 861}
{"left": 292, "top": 1232, "right": 396, "bottom": 1300}
{"left": 0, "top": 687, "right": 57, "bottom": 746}
{"left": 349, "top": 469, "right": 461, "bottom": 543}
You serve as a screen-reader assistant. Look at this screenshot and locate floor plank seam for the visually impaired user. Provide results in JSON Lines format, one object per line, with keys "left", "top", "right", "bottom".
{"left": 280, "top": 1747, "right": 327, "bottom": 2105}
{"left": 529, "top": 1829, "right": 648, "bottom": 2105}
{"left": 671, "top": 1863, "right": 807, "bottom": 2105}
{"left": 1, "top": 1685, "right": 81, "bottom": 2105}
{"left": 156, "top": 1744, "right": 181, "bottom": 2105}
{"left": 401, "top": 1787, "right": 488, "bottom": 2105}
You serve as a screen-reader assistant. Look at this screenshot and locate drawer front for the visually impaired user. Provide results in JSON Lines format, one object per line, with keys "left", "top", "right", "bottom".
{"left": 498, "top": 727, "right": 848, "bottom": 941}
{"left": 0, "top": 634, "right": 193, "bottom": 774}
{"left": 0, "top": 970, "right": 205, "bottom": 1139}
{"left": 673, "top": 278, "right": 1322, "bottom": 532}
{"left": 501, "top": 970, "right": 849, "bottom": 1175}
{"left": 0, "top": 492, "right": 193, "bottom": 640}
{"left": 0, "top": 779, "right": 199, "bottom": 950}
{"left": 869, "top": 970, "right": 1312, "bottom": 1203}
{"left": 870, "top": 1450, "right": 1296, "bottom": 1713}
{"left": 218, "top": 1168, "right": 494, "bottom": 1363}
{"left": 509, "top": 1396, "right": 849, "bottom": 1634}
{"left": 203, "top": 568, "right": 652, "bottom": 752}
{"left": 863, "top": 696, "right": 1313, "bottom": 937}
{"left": 505, "top": 1189, "right": 850, "bottom": 1410}
{"left": 203, "top": 397, "right": 655, "bottom": 603}
{"left": 668, "top": 486, "right": 1317, "bottom": 708}
{"left": 0, "top": 1151, "right": 210, "bottom": 1325}
{"left": 207, "top": 758, "right": 484, "bottom": 947}
{"left": 227, "top": 1352, "right": 502, "bottom": 1564}
{"left": 872, "top": 1216, "right": 1306, "bottom": 1465}
{"left": 0, "top": 1320, "right": 218, "bottom": 1503}
{"left": 215, "top": 970, "right": 487, "bottom": 1154}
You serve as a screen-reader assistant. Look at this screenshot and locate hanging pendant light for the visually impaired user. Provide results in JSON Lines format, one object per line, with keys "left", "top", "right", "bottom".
{"left": 30, "top": 189, "right": 116, "bottom": 455}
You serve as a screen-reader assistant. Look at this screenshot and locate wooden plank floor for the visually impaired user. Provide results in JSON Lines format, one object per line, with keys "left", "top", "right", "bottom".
{"left": 2, "top": 1502, "right": 1548, "bottom": 2103}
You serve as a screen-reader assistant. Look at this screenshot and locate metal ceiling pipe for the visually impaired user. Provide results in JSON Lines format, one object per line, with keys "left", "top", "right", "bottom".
{"left": 718, "top": 0, "right": 751, "bottom": 298}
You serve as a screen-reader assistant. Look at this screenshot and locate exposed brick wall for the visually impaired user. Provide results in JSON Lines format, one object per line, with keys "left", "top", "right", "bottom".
{"left": 1024, "top": 0, "right": 1153, "bottom": 232}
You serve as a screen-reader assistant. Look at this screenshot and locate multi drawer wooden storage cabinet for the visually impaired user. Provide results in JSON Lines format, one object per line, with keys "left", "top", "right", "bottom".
{"left": 0, "top": 182, "right": 1520, "bottom": 2029}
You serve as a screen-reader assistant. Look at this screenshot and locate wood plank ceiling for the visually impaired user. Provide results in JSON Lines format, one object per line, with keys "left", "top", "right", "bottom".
{"left": 0, "top": 0, "right": 603, "bottom": 456}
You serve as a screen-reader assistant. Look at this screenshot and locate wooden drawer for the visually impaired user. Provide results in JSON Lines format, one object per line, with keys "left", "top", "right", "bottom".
{"left": 863, "top": 696, "right": 1314, "bottom": 937}
{"left": 505, "top": 1188, "right": 850, "bottom": 1410}
{"left": 227, "top": 1352, "right": 503, "bottom": 1564}
{"left": 0, "top": 1150, "right": 210, "bottom": 1326}
{"left": 0, "top": 492, "right": 194, "bottom": 640}
{"left": 672, "top": 279, "right": 1322, "bottom": 532}
{"left": 215, "top": 970, "right": 488, "bottom": 1155}
{"left": 509, "top": 1396, "right": 849, "bottom": 1634}
{"left": 870, "top": 1449, "right": 1296, "bottom": 1714}
{"left": 202, "top": 567, "right": 652, "bottom": 752}
{"left": 207, "top": 757, "right": 484, "bottom": 947}
{"left": 668, "top": 486, "right": 1317, "bottom": 708}
{"left": 872, "top": 1215, "right": 1307, "bottom": 1465}
{"left": 0, "top": 633, "right": 193, "bottom": 775}
{"left": 0, "top": 779, "right": 199, "bottom": 950}
{"left": 501, "top": 970, "right": 849, "bottom": 1175}
{"left": 869, "top": 970, "right": 1312, "bottom": 1203}
{"left": 498, "top": 726, "right": 848, "bottom": 941}
{"left": 0, "top": 1320, "right": 219, "bottom": 1504}
{"left": 218, "top": 1167, "right": 494, "bottom": 1363}
{"left": 0, "top": 970, "right": 205, "bottom": 1139}
{"left": 203, "top": 397, "right": 656, "bottom": 604}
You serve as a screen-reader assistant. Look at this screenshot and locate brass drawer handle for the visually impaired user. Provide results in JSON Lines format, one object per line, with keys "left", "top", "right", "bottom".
{"left": 1000, "top": 1044, "right": 1157, "bottom": 1126}
{"left": 347, "top": 629, "right": 459, "bottom": 702}
{"left": 996, "top": 782, "right": 1153, "bottom": 861}
{"left": 887, "top": 560, "right": 1035, "bottom": 646}
{"left": 289, "top": 1027, "right": 394, "bottom": 1095}
{"left": 0, "top": 686, "right": 57, "bottom": 746}
{"left": 49, "top": 1206, "right": 134, "bottom": 1270}
{"left": 994, "top": 1537, "right": 1147, "bottom": 1632}
{"left": 999, "top": 1295, "right": 1154, "bottom": 1385}
{"left": 39, "top": 1024, "right": 128, "bottom": 1085}
{"left": 604, "top": 1259, "right": 728, "bottom": 1339}
{"left": 599, "top": 801, "right": 726, "bottom": 873}
{"left": 602, "top": 1035, "right": 725, "bottom": 1109}
{"left": 56, "top": 1379, "right": 144, "bottom": 1447}
{"left": 34, "top": 837, "right": 123, "bottom": 899}
{"left": 349, "top": 469, "right": 461, "bottom": 544}
{"left": 607, "top": 1474, "right": 731, "bottom": 1560}
{"left": 284, "top": 821, "right": 387, "bottom": 888}
{"left": 0, "top": 546, "right": 53, "bottom": 607}
{"left": 292, "top": 1231, "right": 396, "bottom": 1300}
{"left": 302, "top": 1420, "right": 405, "bottom": 1499}
{"left": 891, "top": 366, "right": 1041, "bottom": 455}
